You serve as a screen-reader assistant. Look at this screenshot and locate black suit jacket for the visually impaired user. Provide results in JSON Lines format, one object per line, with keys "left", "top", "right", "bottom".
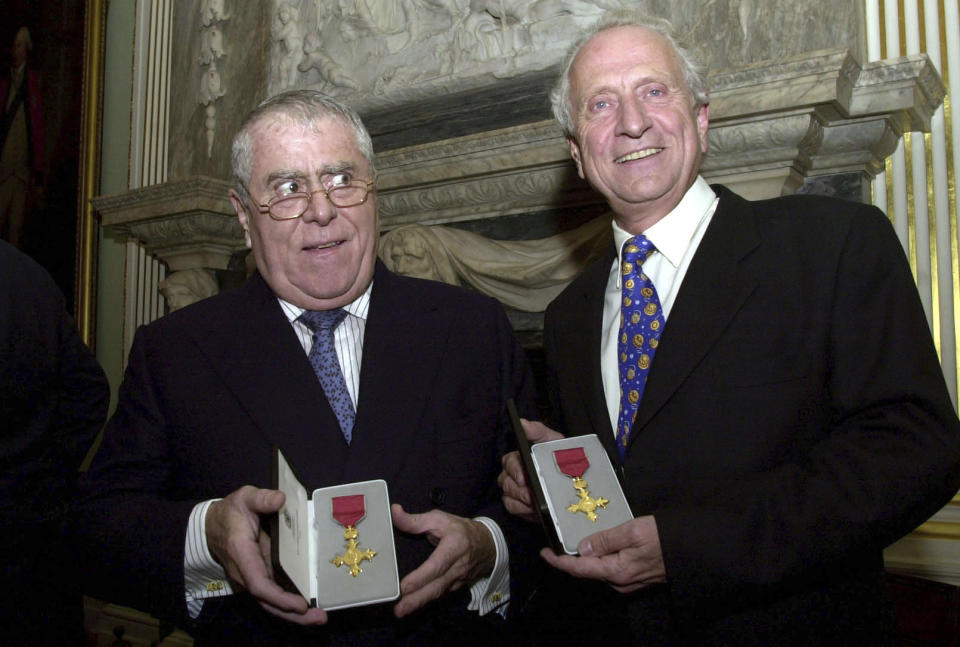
{"left": 0, "top": 239, "right": 108, "bottom": 645}
{"left": 72, "top": 261, "right": 537, "bottom": 646}
{"left": 539, "top": 186, "right": 960, "bottom": 645}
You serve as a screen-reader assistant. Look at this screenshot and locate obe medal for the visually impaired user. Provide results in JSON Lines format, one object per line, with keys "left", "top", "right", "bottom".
{"left": 330, "top": 494, "right": 376, "bottom": 577}
{"left": 554, "top": 447, "right": 609, "bottom": 522}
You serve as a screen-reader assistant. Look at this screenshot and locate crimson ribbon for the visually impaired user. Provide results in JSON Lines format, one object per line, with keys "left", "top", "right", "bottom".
{"left": 554, "top": 447, "right": 589, "bottom": 478}
{"left": 331, "top": 494, "right": 365, "bottom": 527}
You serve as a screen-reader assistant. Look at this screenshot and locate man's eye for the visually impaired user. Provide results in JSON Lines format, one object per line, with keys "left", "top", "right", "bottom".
{"left": 592, "top": 100, "right": 609, "bottom": 111}
{"left": 276, "top": 180, "right": 301, "bottom": 196}
{"left": 647, "top": 88, "right": 664, "bottom": 97}
{"left": 329, "top": 172, "right": 352, "bottom": 187}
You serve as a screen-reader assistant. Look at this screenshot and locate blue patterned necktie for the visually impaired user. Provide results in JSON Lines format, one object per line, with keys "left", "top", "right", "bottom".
{"left": 616, "top": 235, "right": 665, "bottom": 459}
{"left": 300, "top": 309, "right": 355, "bottom": 443}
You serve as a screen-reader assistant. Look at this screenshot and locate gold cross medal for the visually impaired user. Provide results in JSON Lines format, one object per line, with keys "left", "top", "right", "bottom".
{"left": 330, "top": 494, "right": 376, "bottom": 577}
{"left": 554, "top": 447, "right": 609, "bottom": 522}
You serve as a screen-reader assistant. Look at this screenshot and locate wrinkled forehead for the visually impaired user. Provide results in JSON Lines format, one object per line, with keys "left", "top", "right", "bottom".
{"left": 249, "top": 115, "right": 368, "bottom": 171}
{"left": 572, "top": 25, "right": 683, "bottom": 85}
{"left": 250, "top": 113, "right": 351, "bottom": 145}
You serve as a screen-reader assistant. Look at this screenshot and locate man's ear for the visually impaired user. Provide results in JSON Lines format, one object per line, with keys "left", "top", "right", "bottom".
{"left": 696, "top": 101, "right": 710, "bottom": 154}
{"left": 567, "top": 136, "right": 585, "bottom": 179}
{"left": 229, "top": 189, "right": 253, "bottom": 249}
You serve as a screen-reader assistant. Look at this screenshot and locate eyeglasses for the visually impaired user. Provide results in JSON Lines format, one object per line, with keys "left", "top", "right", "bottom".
{"left": 240, "top": 179, "right": 375, "bottom": 221}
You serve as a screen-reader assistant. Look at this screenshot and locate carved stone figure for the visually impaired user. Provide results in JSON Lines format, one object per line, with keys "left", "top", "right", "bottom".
{"left": 275, "top": 1, "right": 304, "bottom": 89}
{"left": 299, "top": 32, "right": 360, "bottom": 92}
{"left": 453, "top": 9, "right": 499, "bottom": 63}
{"left": 379, "top": 217, "right": 612, "bottom": 311}
{"left": 159, "top": 269, "right": 219, "bottom": 312}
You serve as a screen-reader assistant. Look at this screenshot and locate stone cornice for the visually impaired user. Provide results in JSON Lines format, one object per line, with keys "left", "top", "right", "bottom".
{"left": 93, "top": 176, "right": 236, "bottom": 227}
{"left": 93, "top": 176, "right": 244, "bottom": 271}
{"left": 708, "top": 49, "right": 861, "bottom": 119}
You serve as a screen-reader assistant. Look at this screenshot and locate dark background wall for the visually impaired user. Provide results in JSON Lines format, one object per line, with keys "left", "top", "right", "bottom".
{"left": 2, "top": 0, "right": 87, "bottom": 313}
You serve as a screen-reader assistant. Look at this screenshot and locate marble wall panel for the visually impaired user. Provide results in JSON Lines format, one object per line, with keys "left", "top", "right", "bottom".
{"left": 168, "top": 1, "right": 271, "bottom": 182}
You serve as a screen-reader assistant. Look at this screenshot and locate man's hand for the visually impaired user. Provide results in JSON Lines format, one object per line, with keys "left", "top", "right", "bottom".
{"left": 206, "top": 485, "right": 328, "bottom": 625}
{"left": 390, "top": 503, "right": 495, "bottom": 618}
{"left": 498, "top": 419, "right": 564, "bottom": 521}
{"left": 540, "top": 515, "right": 666, "bottom": 594}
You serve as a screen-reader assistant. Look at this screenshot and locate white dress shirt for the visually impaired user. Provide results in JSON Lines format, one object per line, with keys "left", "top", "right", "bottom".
{"left": 184, "top": 281, "right": 510, "bottom": 616}
{"left": 600, "top": 177, "right": 720, "bottom": 435}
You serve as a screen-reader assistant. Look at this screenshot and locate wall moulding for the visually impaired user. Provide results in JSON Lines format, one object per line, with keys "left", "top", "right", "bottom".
{"left": 93, "top": 176, "right": 243, "bottom": 272}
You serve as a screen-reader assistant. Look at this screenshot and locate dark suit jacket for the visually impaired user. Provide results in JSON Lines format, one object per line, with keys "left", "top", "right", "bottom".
{"left": 0, "top": 239, "right": 108, "bottom": 644}
{"left": 538, "top": 186, "right": 960, "bottom": 645}
{"left": 72, "top": 261, "right": 537, "bottom": 646}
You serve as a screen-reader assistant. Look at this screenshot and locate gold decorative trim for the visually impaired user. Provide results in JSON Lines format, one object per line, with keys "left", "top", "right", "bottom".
{"left": 76, "top": 0, "right": 107, "bottom": 348}
{"left": 913, "top": 520, "right": 960, "bottom": 540}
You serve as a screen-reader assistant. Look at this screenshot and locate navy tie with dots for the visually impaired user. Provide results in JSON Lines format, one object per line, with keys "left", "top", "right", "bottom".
{"left": 616, "top": 235, "right": 665, "bottom": 459}
{"left": 300, "top": 309, "right": 355, "bottom": 444}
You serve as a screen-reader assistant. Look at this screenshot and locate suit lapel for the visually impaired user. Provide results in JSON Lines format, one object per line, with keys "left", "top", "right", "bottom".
{"left": 631, "top": 188, "right": 761, "bottom": 435}
{"left": 342, "top": 263, "right": 451, "bottom": 484}
{"left": 187, "top": 273, "right": 349, "bottom": 487}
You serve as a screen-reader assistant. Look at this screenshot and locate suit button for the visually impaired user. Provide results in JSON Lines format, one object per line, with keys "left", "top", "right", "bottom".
{"left": 429, "top": 487, "right": 446, "bottom": 506}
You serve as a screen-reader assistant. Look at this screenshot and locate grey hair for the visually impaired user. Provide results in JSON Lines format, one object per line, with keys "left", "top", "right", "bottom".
{"left": 550, "top": 10, "right": 709, "bottom": 137}
{"left": 231, "top": 90, "right": 375, "bottom": 200}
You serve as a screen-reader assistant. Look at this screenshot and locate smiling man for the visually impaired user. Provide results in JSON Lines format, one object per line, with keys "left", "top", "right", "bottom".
{"left": 72, "top": 91, "right": 538, "bottom": 646}
{"left": 499, "top": 10, "right": 960, "bottom": 646}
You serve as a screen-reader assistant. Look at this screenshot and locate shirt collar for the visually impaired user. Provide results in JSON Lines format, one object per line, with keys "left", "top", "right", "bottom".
{"left": 612, "top": 176, "right": 717, "bottom": 269}
{"left": 278, "top": 280, "right": 373, "bottom": 324}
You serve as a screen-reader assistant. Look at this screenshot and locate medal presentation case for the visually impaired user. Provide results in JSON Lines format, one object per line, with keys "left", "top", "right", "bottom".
{"left": 508, "top": 400, "right": 633, "bottom": 555}
{"left": 271, "top": 447, "right": 400, "bottom": 610}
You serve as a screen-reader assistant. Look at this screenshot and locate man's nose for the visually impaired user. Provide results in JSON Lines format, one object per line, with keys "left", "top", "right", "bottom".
{"left": 617, "top": 97, "right": 651, "bottom": 137}
{"left": 301, "top": 188, "right": 336, "bottom": 225}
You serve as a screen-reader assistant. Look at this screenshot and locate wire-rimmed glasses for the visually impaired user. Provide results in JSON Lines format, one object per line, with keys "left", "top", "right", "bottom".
{"left": 240, "top": 179, "right": 375, "bottom": 221}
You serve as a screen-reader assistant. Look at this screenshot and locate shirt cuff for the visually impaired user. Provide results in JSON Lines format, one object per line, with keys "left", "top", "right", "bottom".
{"left": 467, "top": 516, "right": 510, "bottom": 617}
{"left": 184, "top": 499, "right": 234, "bottom": 618}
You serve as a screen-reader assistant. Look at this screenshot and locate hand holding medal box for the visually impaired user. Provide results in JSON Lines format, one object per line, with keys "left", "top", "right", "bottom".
{"left": 508, "top": 400, "right": 633, "bottom": 555}
{"left": 271, "top": 447, "right": 400, "bottom": 610}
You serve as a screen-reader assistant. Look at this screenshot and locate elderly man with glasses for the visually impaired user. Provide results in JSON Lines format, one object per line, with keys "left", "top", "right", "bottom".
{"left": 72, "top": 90, "right": 538, "bottom": 646}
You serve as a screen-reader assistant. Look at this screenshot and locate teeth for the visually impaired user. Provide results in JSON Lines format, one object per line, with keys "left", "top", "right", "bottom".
{"left": 311, "top": 241, "right": 340, "bottom": 249}
{"left": 616, "top": 148, "right": 662, "bottom": 163}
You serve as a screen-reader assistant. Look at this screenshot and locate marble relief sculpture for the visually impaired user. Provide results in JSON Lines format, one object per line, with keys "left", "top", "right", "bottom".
{"left": 198, "top": 1, "right": 229, "bottom": 158}
{"left": 200, "top": 0, "right": 230, "bottom": 26}
{"left": 379, "top": 216, "right": 612, "bottom": 312}
{"left": 270, "top": 0, "right": 629, "bottom": 109}
{"left": 299, "top": 32, "right": 360, "bottom": 92}
{"left": 275, "top": 2, "right": 305, "bottom": 91}
{"left": 258, "top": 0, "right": 861, "bottom": 112}
{"left": 198, "top": 26, "right": 224, "bottom": 65}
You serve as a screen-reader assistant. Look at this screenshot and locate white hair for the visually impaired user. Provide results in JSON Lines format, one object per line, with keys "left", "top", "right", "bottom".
{"left": 550, "top": 10, "right": 709, "bottom": 136}
{"left": 231, "top": 90, "right": 375, "bottom": 201}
